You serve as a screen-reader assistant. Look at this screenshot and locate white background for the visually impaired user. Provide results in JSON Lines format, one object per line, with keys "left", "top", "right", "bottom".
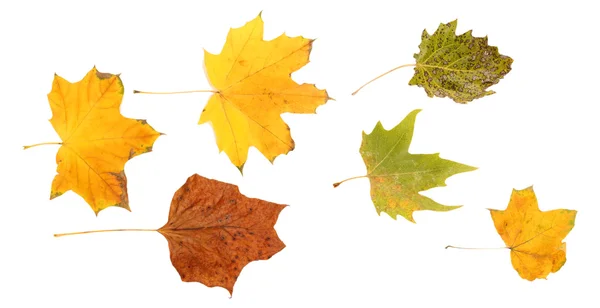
{"left": 1, "top": 0, "right": 598, "bottom": 307}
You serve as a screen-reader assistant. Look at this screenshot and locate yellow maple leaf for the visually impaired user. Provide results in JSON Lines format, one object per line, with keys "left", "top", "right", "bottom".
{"left": 200, "top": 13, "right": 330, "bottom": 170}
{"left": 490, "top": 186, "right": 577, "bottom": 280}
{"left": 27, "top": 67, "right": 162, "bottom": 214}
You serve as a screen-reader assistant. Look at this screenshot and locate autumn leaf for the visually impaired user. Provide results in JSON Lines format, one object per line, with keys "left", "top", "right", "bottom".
{"left": 135, "top": 13, "right": 331, "bottom": 171}
{"left": 24, "top": 67, "right": 162, "bottom": 214}
{"left": 353, "top": 20, "right": 512, "bottom": 103}
{"left": 409, "top": 20, "right": 513, "bottom": 102}
{"left": 333, "top": 109, "right": 476, "bottom": 222}
{"left": 490, "top": 186, "right": 577, "bottom": 280}
{"left": 55, "top": 174, "right": 286, "bottom": 295}
{"left": 158, "top": 174, "right": 286, "bottom": 294}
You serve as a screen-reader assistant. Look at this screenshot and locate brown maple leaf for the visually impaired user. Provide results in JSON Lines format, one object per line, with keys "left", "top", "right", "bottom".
{"left": 55, "top": 174, "right": 286, "bottom": 295}
{"left": 158, "top": 174, "right": 286, "bottom": 294}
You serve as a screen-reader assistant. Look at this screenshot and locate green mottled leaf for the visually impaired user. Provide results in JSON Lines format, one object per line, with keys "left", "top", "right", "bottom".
{"left": 408, "top": 20, "right": 513, "bottom": 103}
{"left": 358, "top": 109, "right": 476, "bottom": 222}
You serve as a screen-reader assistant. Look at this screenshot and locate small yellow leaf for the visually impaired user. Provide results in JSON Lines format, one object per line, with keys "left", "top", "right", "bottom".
{"left": 490, "top": 187, "right": 577, "bottom": 280}
{"left": 200, "top": 13, "right": 330, "bottom": 170}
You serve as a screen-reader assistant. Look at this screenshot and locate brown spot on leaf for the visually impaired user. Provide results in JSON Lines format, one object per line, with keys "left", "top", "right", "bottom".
{"left": 95, "top": 70, "right": 113, "bottom": 79}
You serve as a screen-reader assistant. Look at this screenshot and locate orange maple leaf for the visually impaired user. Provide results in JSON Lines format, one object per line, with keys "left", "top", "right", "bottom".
{"left": 26, "top": 67, "right": 162, "bottom": 214}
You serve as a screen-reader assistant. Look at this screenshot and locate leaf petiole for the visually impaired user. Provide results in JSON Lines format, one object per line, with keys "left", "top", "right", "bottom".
{"left": 445, "top": 245, "right": 508, "bottom": 250}
{"left": 351, "top": 63, "right": 416, "bottom": 95}
{"left": 23, "top": 142, "right": 62, "bottom": 150}
{"left": 333, "top": 175, "right": 368, "bottom": 188}
{"left": 133, "top": 89, "right": 218, "bottom": 95}
{"left": 54, "top": 228, "right": 157, "bottom": 237}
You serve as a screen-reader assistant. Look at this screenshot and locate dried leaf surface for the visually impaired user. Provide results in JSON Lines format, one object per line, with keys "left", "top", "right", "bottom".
{"left": 158, "top": 174, "right": 286, "bottom": 294}
{"left": 409, "top": 20, "right": 513, "bottom": 103}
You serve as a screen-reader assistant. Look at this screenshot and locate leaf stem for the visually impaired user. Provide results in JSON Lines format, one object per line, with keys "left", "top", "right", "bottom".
{"left": 445, "top": 245, "right": 508, "bottom": 250}
{"left": 54, "top": 229, "right": 158, "bottom": 238}
{"left": 351, "top": 63, "right": 416, "bottom": 95}
{"left": 23, "top": 142, "right": 62, "bottom": 150}
{"left": 333, "top": 175, "right": 368, "bottom": 188}
{"left": 133, "top": 89, "right": 218, "bottom": 95}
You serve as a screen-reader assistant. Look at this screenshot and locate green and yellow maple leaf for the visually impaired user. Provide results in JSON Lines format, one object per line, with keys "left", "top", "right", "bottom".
{"left": 334, "top": 109, "right": 476, "bottom": 222}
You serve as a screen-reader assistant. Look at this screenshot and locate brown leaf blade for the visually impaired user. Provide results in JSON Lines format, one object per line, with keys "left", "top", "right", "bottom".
{"left": 158, "top": 174, "right": 286, "bottom": 294}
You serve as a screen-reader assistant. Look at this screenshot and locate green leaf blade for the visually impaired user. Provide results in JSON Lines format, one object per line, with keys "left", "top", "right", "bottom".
{"left": 409, "top": 20, "right": 513, "bottom": 103}
{"left": 360, "top": 109, "right": 477, "bottom": 222}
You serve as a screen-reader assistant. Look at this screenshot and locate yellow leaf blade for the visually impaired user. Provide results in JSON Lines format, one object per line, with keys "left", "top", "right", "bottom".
{"left": 201, "top": 13, "right": 329, "bottom": 170}
{"left": 47, "top": 67, "right": 162, "bottom": 214}
{"left": 490, "top": 187, "right": 576, "bottom": 280}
